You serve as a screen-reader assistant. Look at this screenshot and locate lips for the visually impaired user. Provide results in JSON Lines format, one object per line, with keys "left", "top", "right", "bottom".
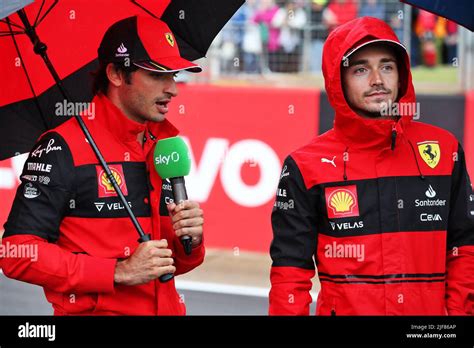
{"left": 366, "top": 91, "right": 389, "bottom": 97}
{"left": 155, "top": 99, "right": 171, "bottom": 114}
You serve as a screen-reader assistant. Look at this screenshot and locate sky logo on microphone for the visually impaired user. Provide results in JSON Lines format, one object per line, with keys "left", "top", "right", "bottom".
{"left": 155, "top": 151, "right": 180, "bottom": 166}
{"left": 154, "top": 136, "right": 191, "bottom": 179}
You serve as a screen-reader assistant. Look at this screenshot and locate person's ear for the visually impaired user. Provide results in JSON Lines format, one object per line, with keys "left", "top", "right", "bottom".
{"left": 106, "top": 63, "right": 123, "bottom": 88}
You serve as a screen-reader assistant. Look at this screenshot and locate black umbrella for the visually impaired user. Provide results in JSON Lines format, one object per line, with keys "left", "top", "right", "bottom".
{"left": 401, "top": 0, "right": 474, "bottom": 31}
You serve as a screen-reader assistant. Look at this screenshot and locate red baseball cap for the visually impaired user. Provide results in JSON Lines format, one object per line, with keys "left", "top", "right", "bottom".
{"left": 98, "top": 16, "right": 202, "bottom": 73}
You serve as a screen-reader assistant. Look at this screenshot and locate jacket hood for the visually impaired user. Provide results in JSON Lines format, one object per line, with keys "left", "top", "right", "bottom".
{"left": 322, "top": 17, "right": 416, "bottom": 150}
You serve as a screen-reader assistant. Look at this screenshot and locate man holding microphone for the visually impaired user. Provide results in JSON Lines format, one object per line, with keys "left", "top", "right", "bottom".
{"left": 1, "top": 16, "right": 204, "bottom": 315}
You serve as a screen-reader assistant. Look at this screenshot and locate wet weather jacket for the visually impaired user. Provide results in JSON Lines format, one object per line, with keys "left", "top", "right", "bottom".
{"left": 269, "top": 17, "right": 474, "bottom": 315}
{"left": 1, "top": 93, "right": 205, "bottom": 315}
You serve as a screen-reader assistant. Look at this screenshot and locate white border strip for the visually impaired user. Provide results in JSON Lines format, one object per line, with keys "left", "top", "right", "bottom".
{"left": 175, "top": 279, "right": 319, "bottom": 300}
{"left": 175, "top": 280, "right": 269, "bottom": 298}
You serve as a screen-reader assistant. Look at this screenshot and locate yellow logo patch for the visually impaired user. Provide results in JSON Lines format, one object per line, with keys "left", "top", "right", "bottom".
{"left": 165, "top": 33, "right": 175, "bottom": 47}
{"left": 417, "top": 141, "right": 441, "bottom": 169}
{"left": 96, "top": 164, "right": 128, "bottom": 197}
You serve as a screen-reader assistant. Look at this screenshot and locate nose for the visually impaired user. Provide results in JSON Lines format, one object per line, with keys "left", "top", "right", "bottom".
{"left": 164, "top": 75, "right": 178, "bottom": 97}
{"left": 369, "top": 69, "right": 384, "bottom": 87}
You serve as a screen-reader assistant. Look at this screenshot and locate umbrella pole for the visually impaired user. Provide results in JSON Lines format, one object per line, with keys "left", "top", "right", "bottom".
{"left": 16, "top": 9, "right": 174, "bottom": 282}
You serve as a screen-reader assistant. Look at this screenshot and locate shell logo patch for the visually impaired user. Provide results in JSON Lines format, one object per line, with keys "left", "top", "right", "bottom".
{"left": 418, "top": 141, "right": 440, "bottom": 169}
{"left": 96, "top": 164, "right": 128, "bottom": 197}
{"left": 325, "top": 185, "right": 359, "bottom": 218}
{"left": 165, "top": 33, "right": 175, "bottom": 47}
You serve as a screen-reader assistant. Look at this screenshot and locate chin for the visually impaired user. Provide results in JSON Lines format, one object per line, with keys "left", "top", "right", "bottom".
{"left": 152, "top": 114, "right": 166, "bottom": 122}
{"left": 364, "top": 105, "right": 383, "bottom": 114}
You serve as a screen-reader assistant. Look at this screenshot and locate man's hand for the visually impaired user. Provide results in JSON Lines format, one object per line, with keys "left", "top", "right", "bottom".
{"left": 114, "top": 239, "right": 175, "bottom": 286}
{"left": 167, "top": 200, "right": 204, "bottom": 248}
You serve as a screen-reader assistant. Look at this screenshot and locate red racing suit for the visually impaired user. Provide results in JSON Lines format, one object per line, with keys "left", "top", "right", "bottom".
{"left": 269, "top": 17, "right": 474, "bottom": 315}
{"left": 1, "top": 93, "right": 205, "bottom": 315}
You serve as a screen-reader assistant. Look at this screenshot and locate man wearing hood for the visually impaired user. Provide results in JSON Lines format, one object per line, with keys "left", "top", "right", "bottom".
{"left": 269, "top": 17, "right": 474, "bottom": 315}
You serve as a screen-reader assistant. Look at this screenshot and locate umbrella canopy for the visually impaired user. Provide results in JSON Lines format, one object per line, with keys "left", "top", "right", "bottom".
{"left": 0, "top": 0, "right": 244, "bottom": 160}
{"left": 0, "top": 0, "right": 34, "bottom": 19}
{"left": 401, "top": 0, "right": 474, "bottom": 31}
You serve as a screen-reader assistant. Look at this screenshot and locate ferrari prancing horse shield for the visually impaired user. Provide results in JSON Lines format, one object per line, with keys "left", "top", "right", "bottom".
{"left": 165, "top": 33, "right": 175, "bottom": 47}
{"left": 417, "top": 141, "right": 441, "bottom": 169}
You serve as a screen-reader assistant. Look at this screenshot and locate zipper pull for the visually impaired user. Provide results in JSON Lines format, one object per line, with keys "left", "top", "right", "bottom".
{"left": 391, "top": 125, "right": 397, "bottom": 150}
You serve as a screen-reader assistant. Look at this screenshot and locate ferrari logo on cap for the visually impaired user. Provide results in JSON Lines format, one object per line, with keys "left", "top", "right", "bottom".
{"left": 417, "top": 141, "right": 440, "bottom": 169}
{"left": 165, "top": 33, "right": 175, "bottom": 47}
{"left": 325, "top": 185, "right": 360, "bottom": 218}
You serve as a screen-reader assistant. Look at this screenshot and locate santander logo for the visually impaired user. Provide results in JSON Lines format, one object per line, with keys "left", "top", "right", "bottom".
{"left": 117, "top": 43, "right": 127, "bottom": 54}
{"left": 425, "top": 185, "right": 436, "bottom": 198}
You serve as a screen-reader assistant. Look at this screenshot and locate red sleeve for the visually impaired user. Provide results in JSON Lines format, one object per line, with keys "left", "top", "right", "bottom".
{"left": 269, "top": 266, "right": 314, "bottom": 315}
{"left": 446, "top": 246, "right": 474, "bottom": 315}
{"left": 0, "top": 234, "right": 116, "bottom": 294}
{"left": 172, "top": 233, "right": 205, "bottom": 276}
{"left": 159, "top": 214, "right": 205, "bottom": 276}
{"left": 269, "top": 156, "right": 318, "bottom": 315}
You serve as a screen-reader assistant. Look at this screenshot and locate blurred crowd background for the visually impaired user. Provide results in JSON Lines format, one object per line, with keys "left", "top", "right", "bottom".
{"left": 211, "top": 0, "right": 460, "bottom": 76}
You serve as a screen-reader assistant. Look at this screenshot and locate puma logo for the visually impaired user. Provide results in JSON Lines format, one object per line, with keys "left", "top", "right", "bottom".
{"left": 321, "top": 156, "right": 336, "bottom": 168}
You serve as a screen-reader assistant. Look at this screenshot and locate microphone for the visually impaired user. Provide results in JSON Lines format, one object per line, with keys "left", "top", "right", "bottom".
{"left": 154, "top": 136, "right": 193, "bottom": 256}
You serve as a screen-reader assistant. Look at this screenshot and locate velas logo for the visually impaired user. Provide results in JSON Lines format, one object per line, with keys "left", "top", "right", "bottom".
{"left": 325, "top": 185, "right": 359, "bottom": 218}
{"left": 165, "top": 33, "right": 175, "bottom": 47}
{"left": 116, "top": 43, "right": 129, "bottom": 58}
{"left": 417, "top": 141, "right": 440, "bottom": 169}
{"left": 96, "top": 164, "right": 128, "bottom": 198}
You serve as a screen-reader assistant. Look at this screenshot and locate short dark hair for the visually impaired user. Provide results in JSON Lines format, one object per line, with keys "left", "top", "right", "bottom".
{"left": 91, "top": 62, "right": 139, "bottom": 95}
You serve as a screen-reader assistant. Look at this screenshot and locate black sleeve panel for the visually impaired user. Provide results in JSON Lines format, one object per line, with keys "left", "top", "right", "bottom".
{"left": 447, "top": 143, "right": 474, "bottom": 249}
{"left": 270, "top": 155, "right": 318, "bottom": 270}
{"left": 3, "top": 132, "right": 75, "bottom": 242}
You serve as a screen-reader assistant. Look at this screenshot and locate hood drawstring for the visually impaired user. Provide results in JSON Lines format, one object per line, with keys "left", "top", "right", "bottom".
{"left": 408, "top": 140, "right": 425, "bottom": 180}
{"left": 343, "top": 146, "right": 349, "bottom": 181}
{"left": 391, "top": 124, "right": 397, "bottom": 150}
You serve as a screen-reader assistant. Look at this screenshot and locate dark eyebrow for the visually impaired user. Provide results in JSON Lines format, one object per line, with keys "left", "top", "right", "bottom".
{"left": 347, "top": 59, "right": 368, "bottom": 67}
{"left": 380, "top": 57, "right": 397, "bottom": 64}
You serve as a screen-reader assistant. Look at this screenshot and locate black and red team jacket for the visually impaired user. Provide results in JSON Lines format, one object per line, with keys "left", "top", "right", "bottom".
{"left": 269, "top": 17, "right": 474, "bottom": 315}
{"left": 1, "top": 93, "right": 205, "bottom": 315}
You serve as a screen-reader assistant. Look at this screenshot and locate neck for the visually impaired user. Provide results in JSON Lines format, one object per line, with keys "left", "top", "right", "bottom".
{"left": 106, "top": 90, "right": 145, "bottom": 125}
